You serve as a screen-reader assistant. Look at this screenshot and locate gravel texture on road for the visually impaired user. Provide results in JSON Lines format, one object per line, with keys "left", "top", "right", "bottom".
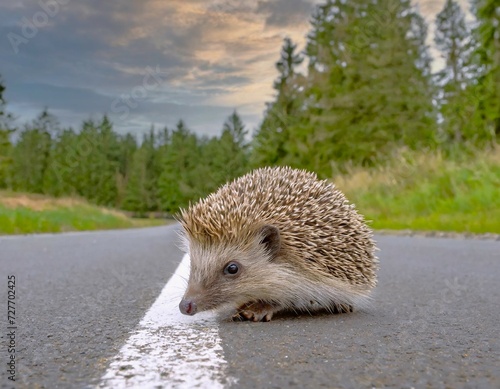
{"left": 219, "top": 235, "right": 500, "bottom": 388}
{"left": 0, "top": 226, "right": 182, "bottom": 388}
{"left": 1, "top": 227, "right": 498, "bottom": 388}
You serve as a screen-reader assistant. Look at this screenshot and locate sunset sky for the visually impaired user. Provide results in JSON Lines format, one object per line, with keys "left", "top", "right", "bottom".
{"left": 0, "top": 0, "right": 471, "bottom": 138}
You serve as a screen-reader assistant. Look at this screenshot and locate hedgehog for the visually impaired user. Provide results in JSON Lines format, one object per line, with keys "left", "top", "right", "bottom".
{"left": 178, "top": 166, "right": 378, "bottom": 322}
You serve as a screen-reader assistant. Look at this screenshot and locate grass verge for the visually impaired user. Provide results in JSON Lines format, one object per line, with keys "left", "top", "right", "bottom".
{"left": 0, "top": 192, "right": 167, "bottom": 235}
{"left": 334, "top": 147, "right": 500, "bottom": 234}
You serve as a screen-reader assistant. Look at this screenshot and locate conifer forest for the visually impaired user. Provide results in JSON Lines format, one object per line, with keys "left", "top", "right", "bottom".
{"left": 0, "top": 0, "right": 498, "bottom": 215}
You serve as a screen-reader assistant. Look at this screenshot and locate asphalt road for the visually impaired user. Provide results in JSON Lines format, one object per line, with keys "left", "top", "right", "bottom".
{"left": 1, "top": 225, "right": 499, "bottom": 388}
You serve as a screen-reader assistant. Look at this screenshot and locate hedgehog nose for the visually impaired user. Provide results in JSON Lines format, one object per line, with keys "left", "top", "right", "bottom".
{"left": 179, "top": 299, "right": 197, "bottom": 315}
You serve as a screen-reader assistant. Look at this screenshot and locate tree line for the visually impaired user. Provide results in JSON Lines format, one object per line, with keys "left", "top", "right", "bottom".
{"left": 0, "top": 0, "right": 498, "bottom": 214}
{"left": 253, "top": 0, "right": 499, "bottom": 176}
{"left": 0, "top": 109, "right": 248, "bottom": 214}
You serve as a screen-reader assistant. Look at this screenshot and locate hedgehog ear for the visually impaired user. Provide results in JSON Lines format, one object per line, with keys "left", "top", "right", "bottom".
{"left": 259, "top": 225, "right": 281, "bottom": 259}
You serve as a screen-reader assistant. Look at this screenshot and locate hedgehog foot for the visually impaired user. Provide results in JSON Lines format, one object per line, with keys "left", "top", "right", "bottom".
{"left": 236, "top": 301, "right": 275, "bottom": 322}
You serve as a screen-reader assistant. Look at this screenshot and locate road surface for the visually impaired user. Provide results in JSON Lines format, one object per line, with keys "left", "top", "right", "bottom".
{"left": 1, "top": 225, "right": 499, "bottom": 388}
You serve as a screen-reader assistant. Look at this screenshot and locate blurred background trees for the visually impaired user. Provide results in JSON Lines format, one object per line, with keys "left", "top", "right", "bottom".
{"left": 0, "top": 0, "right": 497, "bottom": 214}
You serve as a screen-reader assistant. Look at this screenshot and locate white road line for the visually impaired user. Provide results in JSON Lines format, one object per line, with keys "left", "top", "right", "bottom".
{"left": 97, "top": 254, "right": 233, "bottom": 388}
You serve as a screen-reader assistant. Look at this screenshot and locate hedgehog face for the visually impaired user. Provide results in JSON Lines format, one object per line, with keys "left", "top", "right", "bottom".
{"left": 179, "top": 224, "right": 283, "bottom": 316}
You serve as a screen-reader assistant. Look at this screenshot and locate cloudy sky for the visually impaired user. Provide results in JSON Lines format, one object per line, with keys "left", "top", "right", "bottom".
{"left": 0, "top": 0, "right": 470, "bottom": 138}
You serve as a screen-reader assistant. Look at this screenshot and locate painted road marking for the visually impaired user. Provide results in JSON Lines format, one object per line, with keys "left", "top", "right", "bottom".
{"left": 97, "top": 254, "right": 233, "bottom": 388}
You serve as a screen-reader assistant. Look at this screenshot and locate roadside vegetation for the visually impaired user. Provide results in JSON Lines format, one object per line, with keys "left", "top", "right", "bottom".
{"left": 335, "top": 147, "right": 500, "bottom": 234}
{"left": 0, "top": 0, "right": 498, "bottom": 234}
{"left": 0, "top": 192, "right": 165, "bottom": 235}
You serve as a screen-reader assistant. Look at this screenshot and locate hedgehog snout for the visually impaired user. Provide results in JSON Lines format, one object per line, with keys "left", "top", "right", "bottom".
{"left": 179, "top": 298, "right": 198, "bottom": 315}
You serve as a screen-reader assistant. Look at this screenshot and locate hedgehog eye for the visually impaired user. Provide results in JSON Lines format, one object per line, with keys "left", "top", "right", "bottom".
{"left": 223, "top": 261, "right": 240, "bottom": 276}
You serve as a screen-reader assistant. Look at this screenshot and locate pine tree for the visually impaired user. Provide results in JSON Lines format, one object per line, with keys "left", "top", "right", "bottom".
{"left": 95, "top": 115, "right": 121, "bottom": 205}
{"left": 123, "top": 128, "right": 163, "bottom": 213}
{"left": 116, "top": 132, "right": 138, "bottom": 207}
{"left": 252, "top": 37, "right": 305, "bottom": 167}
{"left": 10, "top": 110, "right": 57, "bottom": 192}
{"left": 472, "top": 0, "right": 500, "bottom": 143}
{"left": 219, "top": 110, "right": 249, "bottom": 178}
{"left": 199, "top": 110, "right": 250, "bottom": 194}
{"left": 284, "top": 0, "right": 437, "bottom": 176}
{"left": 65, "top": 116, "right": 121, "bottom": 206}
{"left": 285, "top": 0, "right": 359, "bottom": 173}
{"left": 0, "top": 77, "right": 14, "bottom": 188}
{"left": 0, "top": 129, "right": 12, "bottom": 188}
{"left": 62, "top": 119, "right": 96, "bottom": 199}
{"left": 434, "top": 0, "right": 475, "bottom": 143}
{"left": 123, "top": 145, "right": 150, "bottom": 214}
{"left": 43, "top": 127, "right": 80, "bottom": 196}
{"left": 158, "top": 120, "right": 200, "bottom": 213}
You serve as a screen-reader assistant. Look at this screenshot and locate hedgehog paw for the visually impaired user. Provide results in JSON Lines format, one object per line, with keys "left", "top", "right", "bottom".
{"left": 236, "top": 301, "right": 275, "bottom": 322}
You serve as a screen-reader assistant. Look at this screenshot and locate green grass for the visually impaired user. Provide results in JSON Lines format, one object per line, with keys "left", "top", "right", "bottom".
{"left": 334, "top": 147, "right": 500, "bottom": 234}
{"left": 3, "top": 146, "right": 499, "bottom": 235}
{"left": 0, "top": 192, "right": 166, "bottom": 235}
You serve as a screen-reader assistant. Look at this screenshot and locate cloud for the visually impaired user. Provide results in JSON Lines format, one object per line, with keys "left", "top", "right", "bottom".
{"left": 418, "top": 0, "right": 472, "bottom": 20}
{"left": 256, "top": 0, "right": 317, "bottom": 27}
{"left": 4, "top": 79, "right": 260, "bottom": 136}
{"left": 1, "top": 0, "right": 461, "bottom": 138}
{"left": 5, "top": 81, "right": 111, "bottom": 112}
{"left": 1, "top": 0, "right": 309, "bottom": 136}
